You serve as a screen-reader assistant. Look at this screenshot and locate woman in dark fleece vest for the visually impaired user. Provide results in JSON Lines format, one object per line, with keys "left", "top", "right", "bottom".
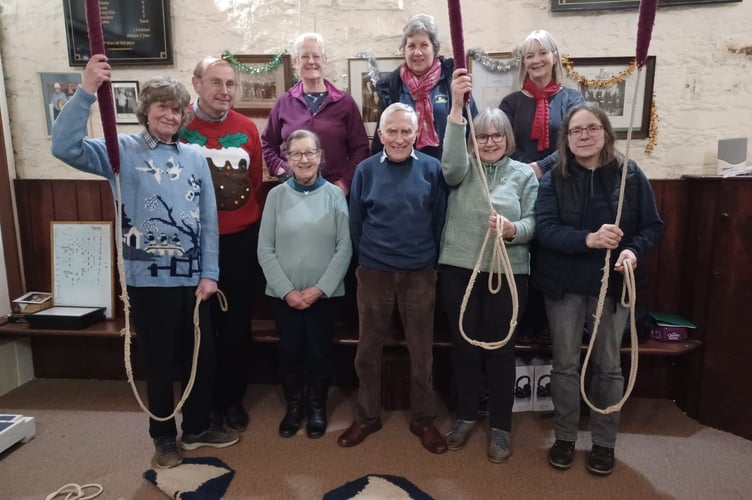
{"left": 534, "top": 102, "right": 663, "bottom": 477}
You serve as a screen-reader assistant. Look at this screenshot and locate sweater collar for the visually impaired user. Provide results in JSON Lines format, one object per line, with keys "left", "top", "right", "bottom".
{"left": 287, "top": 172, "right": 326, "bottom": 193}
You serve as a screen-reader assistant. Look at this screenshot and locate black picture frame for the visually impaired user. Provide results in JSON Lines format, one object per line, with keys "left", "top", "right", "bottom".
{"left": 562, "top": 56, "right": 656, "bottom": 139}
{"left": 63, "top": 0, "right": 173, "bottom": 66}
{"left": 112, "top": 81, "right": 140, "bottom": 124}
{"left": 551, "top": 0, "right": 740, "bottom": 11}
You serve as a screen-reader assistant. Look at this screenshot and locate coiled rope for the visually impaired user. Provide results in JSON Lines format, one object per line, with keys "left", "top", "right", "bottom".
{"left": 580, "top": 69, "right": 642, "bottom": 415}
{"left": 456, "top": 102, "right": 520, "bottom": 350}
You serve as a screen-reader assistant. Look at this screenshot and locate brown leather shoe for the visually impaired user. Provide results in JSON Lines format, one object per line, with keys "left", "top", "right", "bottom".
{"left": 410, "top": 421, "right": 448, "bottom": 454}
{"left": 337, "top": 419, "right": 382, "bottom": 447}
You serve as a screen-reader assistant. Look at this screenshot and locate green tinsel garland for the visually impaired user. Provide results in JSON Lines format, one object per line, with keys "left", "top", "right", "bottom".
{"left": 222, "top": 50, "right": 287, "bottom": 74}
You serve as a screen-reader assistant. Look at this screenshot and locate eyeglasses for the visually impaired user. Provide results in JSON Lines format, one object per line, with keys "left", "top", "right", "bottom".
{"left": 476, "top": 133, "right": 505, "bottom": 144}
{"left": 204, "top": 79, "right": 236, "bottom": 91}
{"left": 288, "top": 150, "right": 320, "bottom": 161}
{"left": 300, "top": 54, "right": 323, "bottom": 63}
{"left": 569, "top": 125, "right": 604, "bottom": 138}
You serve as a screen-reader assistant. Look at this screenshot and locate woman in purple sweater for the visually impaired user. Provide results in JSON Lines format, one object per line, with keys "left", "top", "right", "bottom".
{"left": 262, "top": 32, "right": 370, "bottom": 196}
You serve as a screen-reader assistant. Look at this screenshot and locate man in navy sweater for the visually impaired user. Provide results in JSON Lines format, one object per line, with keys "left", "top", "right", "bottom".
{"left": 338, "top": 103, "right": 448, "bottom": 454}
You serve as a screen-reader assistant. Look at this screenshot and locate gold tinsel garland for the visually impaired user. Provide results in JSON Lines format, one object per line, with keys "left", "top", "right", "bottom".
{"left": 562, "top": 55, "right": 658, "bottom": 155}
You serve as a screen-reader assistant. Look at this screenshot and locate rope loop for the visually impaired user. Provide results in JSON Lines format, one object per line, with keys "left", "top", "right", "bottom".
{"left": 114, "top": 176, "right": 228, "bottom": 422}
{"left": 580, "top": 68, "right": 644, "bottom": 415}
{"left": 45, "top": 483, "right": 103, "bottom": 500}
{"left": 456, "top": 102, "right": 519, "bottom": 350}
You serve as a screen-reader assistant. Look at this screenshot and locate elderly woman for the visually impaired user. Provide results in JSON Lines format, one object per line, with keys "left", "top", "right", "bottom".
{"left": 51, "top": 55, "right": 238, "bottom": 469}
{"left": 535, "top": 103, "right": 663, "bottom": 475}
{"left": 258, "top": 130, "right": 352, "bottom": 439}
{"left": 501, "top": 30, "right": 584, "bottom": 180}
{"left": 372, "top": 13, "right": 476, "bottom": 160}
{"left": 262, "top": 32, "right": 370, "bottom": 196}
{"left": 439, "top": 69, "right": 538, "bottom": 463}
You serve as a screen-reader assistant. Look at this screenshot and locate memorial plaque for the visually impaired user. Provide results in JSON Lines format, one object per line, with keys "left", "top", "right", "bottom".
{"left": 63, "top": 0, "right": 173, "bottom": 66}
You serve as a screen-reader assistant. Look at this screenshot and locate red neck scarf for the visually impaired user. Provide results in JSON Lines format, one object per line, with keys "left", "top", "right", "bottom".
{"left": 523, "top": 78, "right": 561, "bottom": 152}
{"left": 400, "top": 59, "right": 442, "bottom": 150}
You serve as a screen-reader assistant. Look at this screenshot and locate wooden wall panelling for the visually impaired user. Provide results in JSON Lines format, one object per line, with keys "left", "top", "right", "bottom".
{"left": 696, "top": 178, "right": 752, "bottom": 440}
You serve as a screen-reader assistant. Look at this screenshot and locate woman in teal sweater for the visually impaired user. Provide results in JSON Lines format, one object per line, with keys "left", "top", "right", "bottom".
{"left": 257, "top": 129, "right": 352, "bottom": 439}
{"left": 439, "top": 69, "right": 538, "bottom": 463}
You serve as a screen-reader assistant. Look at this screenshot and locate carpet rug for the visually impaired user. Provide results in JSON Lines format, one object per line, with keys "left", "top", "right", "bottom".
{"left": 143, "top": 457, "right": 234, "bottom": 499}
{"left": 323, "top": 474, "right": 433, "bottom": 499}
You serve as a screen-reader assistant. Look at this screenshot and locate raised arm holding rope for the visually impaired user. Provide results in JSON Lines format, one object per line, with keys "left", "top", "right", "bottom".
{"left": 51, "top": 55, "right": 239, "bottom": 470}
{"left": 439, "top": 68, "right": 538, "bottom": 463}
{"left": 534, "top": 102, "right": 663, "bottom": 476}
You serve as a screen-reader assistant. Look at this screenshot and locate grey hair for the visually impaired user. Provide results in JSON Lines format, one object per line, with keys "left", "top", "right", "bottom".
{"left": 399, "top": 14, "right": 440, "bottom": 54}
{"left": 469, "top": 108, "right": 516, "bottom": 157}
{"left": 292, "top": 32, "right": 326, "bottom": 60}
{"left": 517, "top": 30, "right": 566, "bottom": 88}
{"left": 192, "top": 56, "right": 234, "bottom": 79}
{"left": 135, "top": 77, "right": 193, "bottom": 128}
{"left": 283, "top": 129, "right": 322, "bottom": 153}
{"left": 379, "top": 102, "right": 418, "bottom": 130}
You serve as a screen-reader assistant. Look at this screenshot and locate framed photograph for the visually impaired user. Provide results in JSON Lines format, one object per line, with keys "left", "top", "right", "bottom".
{"left": 112, "top": 81, "right": 140, "bottom": 124}
{"left": 233, "top": 54, "right": 293, "bottom": 117}
{"left": 347, "top": 57, "right": 403, "bottom": 137}
{"left": 562, "top": 56, "right": 656, "bottom": 139}
{"left": 39, "top": 72, "right": 82, "bottom": 136}
{"left": 63, "top": 0, "right": 173, "bottom": 66}
{"left": 551, "top": 0, "right": 740, "bottom": 12}
{"left": 467, "top": 52, "right": 518, "bottom": 112}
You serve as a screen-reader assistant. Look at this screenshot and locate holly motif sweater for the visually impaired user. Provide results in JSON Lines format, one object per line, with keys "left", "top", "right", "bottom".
{"left": 181, "top": 107, "right": 263, "bottom": 235}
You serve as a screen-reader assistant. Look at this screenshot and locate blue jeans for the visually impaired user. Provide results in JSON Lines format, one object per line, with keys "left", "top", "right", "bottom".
{"left": 545, "top": 294, "right": 627, "bottom": 448}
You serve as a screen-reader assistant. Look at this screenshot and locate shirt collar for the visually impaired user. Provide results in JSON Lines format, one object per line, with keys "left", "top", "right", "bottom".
{"left": 193, "top": 99, "right": 228, "bottom": 122}
{"left": 141, "top": 128, "right": 179, "bottom": 150}
{"left": 379, "top": 148, "right": 419, "bottom": 163}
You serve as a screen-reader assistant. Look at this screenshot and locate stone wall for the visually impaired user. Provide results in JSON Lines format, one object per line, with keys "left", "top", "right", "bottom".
{"left": 1, "top": 0, "right": 750, "bottom": 179}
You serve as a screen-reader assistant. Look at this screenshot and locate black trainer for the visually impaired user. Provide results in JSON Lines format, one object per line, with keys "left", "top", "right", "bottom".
{"left": 587, "top": 445, "right": 615, "bottom": 476}
{"left": 548, "top": 439, "right": 576, "bottom": 469}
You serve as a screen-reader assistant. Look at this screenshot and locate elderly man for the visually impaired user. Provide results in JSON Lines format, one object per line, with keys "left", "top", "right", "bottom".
{"left": 339, "top": 103, "right": 448, "bottom": 454}
{"left": 180, "top": 56, "right": 264, "bottom": 433}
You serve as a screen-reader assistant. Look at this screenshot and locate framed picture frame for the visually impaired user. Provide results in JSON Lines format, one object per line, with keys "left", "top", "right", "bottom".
{"left": 562, "top": 56, "right": 656, "bottom": 139}
{"left": 551, "top": 0, "right": 740, "bottom": 12}
{"left": 39, "top": 72, "right": 82, "bottom": 136}
{"left": 63, "top": 0, "right": 173, "bottom": 66}
{"left": 467, "top": 52, "right": 518, "bottom": 112}
{"left": 347, "top": 57, "right": 403, "bottom": 137}
{"left": 112, "top": 81, "right": 140, "bottom": 124}
{"left": 233, "top": 54, "right": 293, "bottom": 117}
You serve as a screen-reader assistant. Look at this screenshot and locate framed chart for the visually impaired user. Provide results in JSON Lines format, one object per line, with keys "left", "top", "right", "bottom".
{"left": 51, "top": 221, "right": 115, "bottom": 319}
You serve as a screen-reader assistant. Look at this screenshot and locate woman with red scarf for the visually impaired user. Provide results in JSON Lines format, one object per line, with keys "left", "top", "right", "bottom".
{"left": 372, "top": 13, "right": 476, "bottom": 161}
{"left": 501, "top": 30, "right": 584, "bottom": 346}
{"left": 501, "top": 30, "right": 584, "bottom": 180}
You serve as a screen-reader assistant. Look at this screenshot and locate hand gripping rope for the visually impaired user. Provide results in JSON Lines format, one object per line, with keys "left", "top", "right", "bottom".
{"left": 447, "top": 0, "right": 519, "bottom": 350}
{"left": 84, "top": 0, "right": 225, "bottom": 422}
{"left": 581, "top": 0, "right": 658, "bottom": 415}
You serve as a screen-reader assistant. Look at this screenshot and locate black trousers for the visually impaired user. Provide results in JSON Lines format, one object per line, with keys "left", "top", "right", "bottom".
{"left": 274, "top": 298, "right": 335, "bottom": 381}
{"left": 212, "top": 224, "right": 259, "bottom": 409}
{"left": 439, "top": 265, "right": 528, "bottom": 431}
{"left": 129, "top": 286, "right": 215, "bottom": 439}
